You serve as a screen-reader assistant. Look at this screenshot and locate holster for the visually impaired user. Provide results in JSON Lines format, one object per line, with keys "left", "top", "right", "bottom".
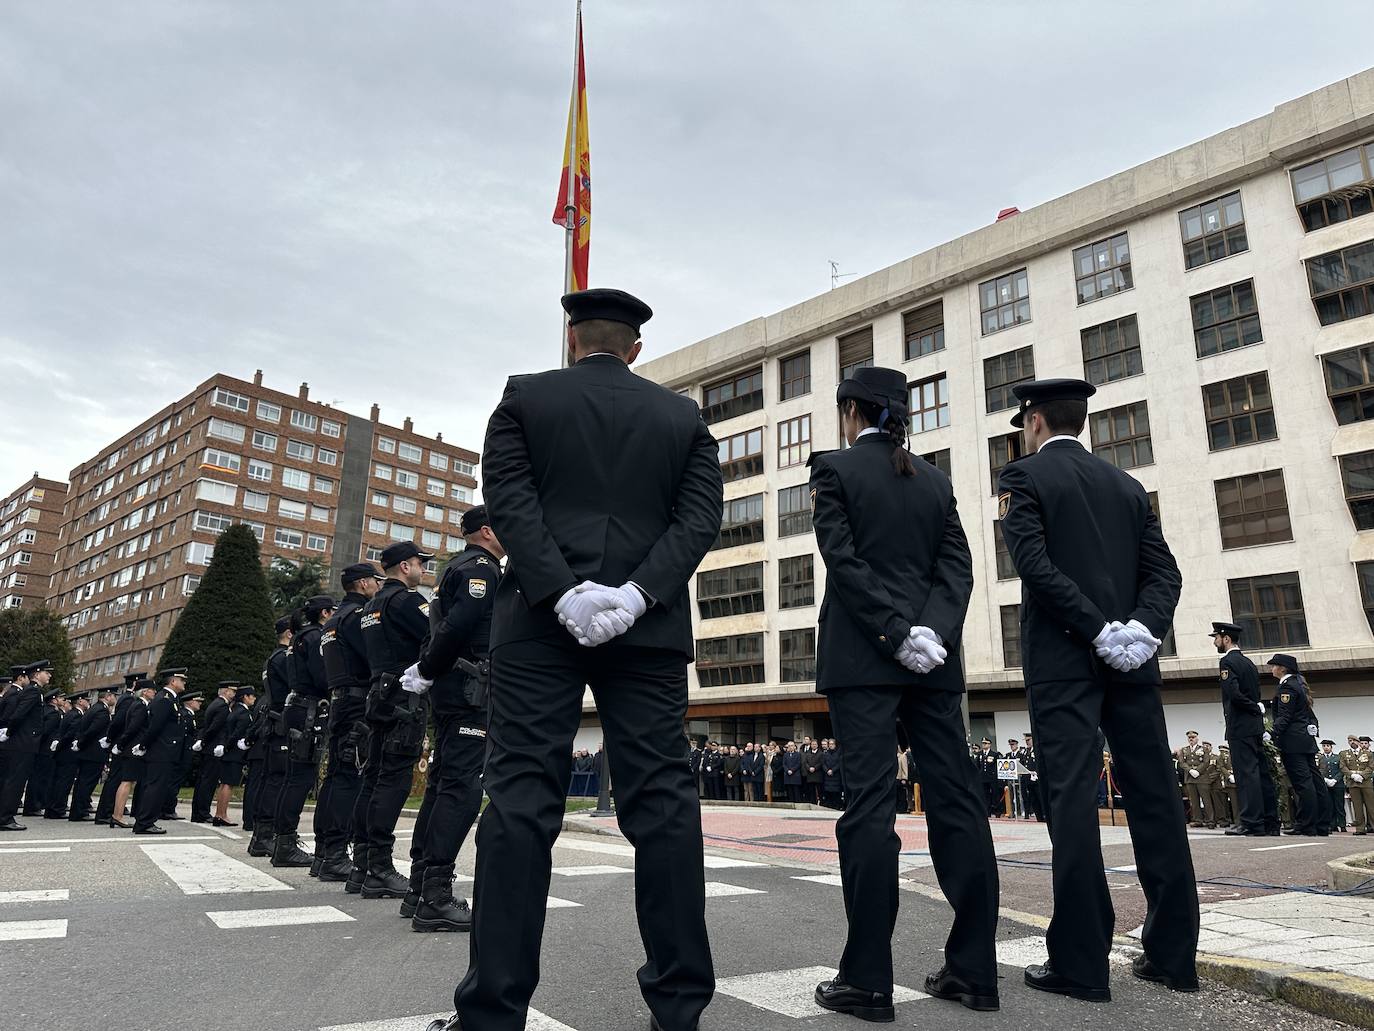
{"left": 454, "top": 657, "right": 490, "bottom": 711}
{"left": 381, "top": 692, "right": 428, "bottom": 759}
{"left": 366, "top": 674, "right": 401, "bottom": 726}
{"left": 284, "top": 695, "right": 327, "bottom": 765}
{"left": 338, "top": 720, "right": 369, "bottom": 768}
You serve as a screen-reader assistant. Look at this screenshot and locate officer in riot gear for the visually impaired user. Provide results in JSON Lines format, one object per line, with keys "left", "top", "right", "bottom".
{"left": 247, "top": 617, "right": 294, "bottom": 858}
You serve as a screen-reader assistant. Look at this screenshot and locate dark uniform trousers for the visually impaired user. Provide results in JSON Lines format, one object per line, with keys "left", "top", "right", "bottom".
{"left": 94, "top": 755, "right": 125, "bottom": 822}
{"left": 413, "top": 710, "right": 485, "bottom": 870}
{"left": 456, "top": 639, "right": 713, "bottom": 1031}
{"left": 350, "top": 730, "right": 385, "bottom": 854}
{"left": 134, "top": 759, "right": 177, "bottom": 832}
{"left": 273, "top": 702, "right": 322, "bottom": 838}
{"left": 826, "top": 684, "right": 998, "bottom": 994}
{"left": 360, "top": 697, "right": 427, "bottom": 855}
{"left": 1030, "top": 675, "right": 1198, "bottom": 989}
{"left": 314, "top": 701, "right": 365, "bottom": 857}
{"left": 69, "top": 758, "right": 105, "bottom": 819}
{"left": 0, "top": 753, "right": 36, "bottom": 822}
{"left": 1280, "top": 751, "right": 1320, "bottom": 834}
{"left": 45, "top": 749, "right": 81, "bottom": 817}
{"left": 1229, "top": 733, "right": 1277, "bottom": 832}
{"left": 254, "top": 733, "right": 291, "bottom": 834}
{"left": 192, "top": 756, "right": 221, "bottom": 820}
{"left": 22, "top": 750, "right": 54, "bottom": 814}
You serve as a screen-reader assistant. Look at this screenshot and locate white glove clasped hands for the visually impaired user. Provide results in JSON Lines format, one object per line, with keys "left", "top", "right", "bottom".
{"left": 131, "top": 744, "right": 146, "bottom": 757}
{"left": 401, "top": 663, "right": 433, "bottom": 696}
{"left": 1093, "top": 619, "right": 1163, "bottom": 672}
{"left": 212, "top": 744, "right": 225, "bottom": 758}
{"left": 895, "top": 626, "right": 946, "bottom": 674}
{"left": 191, "top": 740, "right": 203, "bottom": 753}
{"left": 556, "top": 581, "right": 648, "bottom": 647}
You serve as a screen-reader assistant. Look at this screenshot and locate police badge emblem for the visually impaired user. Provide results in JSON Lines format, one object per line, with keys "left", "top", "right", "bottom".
{"left": 469, "top": 580, "right": 487, "bottom": 599}
{"left": 997, "top": 492, "right": 1011, "bottom": 520}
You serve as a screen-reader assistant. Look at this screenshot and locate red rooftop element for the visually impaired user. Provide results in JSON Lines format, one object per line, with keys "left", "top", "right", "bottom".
{"left": 996, "top": 207, "right": 1020, "bottom": 221}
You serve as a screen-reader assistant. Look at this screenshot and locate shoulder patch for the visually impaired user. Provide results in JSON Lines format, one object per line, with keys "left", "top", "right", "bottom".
{"left": 468, "top": 580, "right": 487, "bottom": 599}
{"left": 809, "top": 487, "right": 817, "bottom": 509}
{"left": 1220, "top": 669, "right": 1230, "bottom": 680}
{"left": 1280, "top": 691, "right": 1291, "bottom": 704}
{"left": 997, "top": 492, "right": 1011, "bottom": 521}
{"left": 419, "top": 602, "right": 430, "bottom": 617}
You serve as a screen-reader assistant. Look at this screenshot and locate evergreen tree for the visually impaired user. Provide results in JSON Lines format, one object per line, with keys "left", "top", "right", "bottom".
{"left": 266, "top": 556, "right": 328, "bottom": 617}
{"left": 159, "top": 524, "right": 276, "bottom": 690}
{"left": 0, "top": 605, "right": 76, "bottom": 691}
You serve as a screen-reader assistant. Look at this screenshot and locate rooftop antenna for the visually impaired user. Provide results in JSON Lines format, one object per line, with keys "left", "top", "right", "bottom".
{"left": 829, "top": 260, "right": 857, "bottom": 290}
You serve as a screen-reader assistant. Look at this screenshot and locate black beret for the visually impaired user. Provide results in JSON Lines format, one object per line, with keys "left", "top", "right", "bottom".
{"left": 275, "top": 616, "right": 293, "bottom": 635}
{"left": 460, "top": 505, "right": 489, "bottom": 535}
{"left": 1210, "top": 621, "right": 1243, "bottom": 638}
{"left": 836, "top": 366, "right": 909, "bottom": 419}
{"left": 560, "top": 288, "right": 653, "bottom": 332}
{"left": 380, "top": 541, "right": 433, "bottom": 568}
{"left": 341, "top": 562, "right": 381, "bottom": 587}
{"left": 304, "top": 594, "right": 336, "bottom": 616}
{"left": 1267, "top": 653, "right": 1299, "bottom": 672}
{"left": 1010, "top": 378, "right": 1096, "bottom": 428}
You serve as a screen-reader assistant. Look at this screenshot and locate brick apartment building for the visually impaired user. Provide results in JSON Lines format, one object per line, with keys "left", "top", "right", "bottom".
{"left": 49, "top": 371, "right": 478, "bottom": 689}
{"left": 0, "top": 475, "right": 68, "bottom": 610}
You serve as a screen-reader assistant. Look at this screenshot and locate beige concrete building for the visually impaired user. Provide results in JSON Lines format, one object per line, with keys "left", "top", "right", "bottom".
{"left": 0, "top": 475, "right": 68, "bottom": 610}
{"left": 630, "top": 67, "right": 1374, "bottom": 753}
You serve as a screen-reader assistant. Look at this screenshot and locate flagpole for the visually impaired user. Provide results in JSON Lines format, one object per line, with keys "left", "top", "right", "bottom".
{"left": 560, "top": 0, "right": 582, "bottom": 369}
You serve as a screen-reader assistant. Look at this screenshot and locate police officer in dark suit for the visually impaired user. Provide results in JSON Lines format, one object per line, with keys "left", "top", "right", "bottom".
{"left": 165, "top": 689, "right": 203, "bottom": 821}
{"left": 359, "top": 544, "right": 431, "bottom": 898}
{"left": 0, "top": 660, "right": 53, "bottom": 830}
{"left": 190, "top": 681, "right": 235, "bottom": 823}
{"left": 808, "top": 365, "right": 998, "bottom": 1020}
{"left": 400, "top": 505, "right": 503, "bottom": 931}
{"left": 317, "top": 563, "right": 382, "bottom": 883}
{"left": 22, "top": 689, "right": 65, "bottom": 817}
{"left": 997, "top": 378, "right": 1196, "bottom": 1000}
{"left": 69, "top": 684, "right": 117, "bottom": 821}
{"left": 1019, "top": 734, "right": 1043, "bottom": 822}
{"left": 44, "top": 692, "right": 87, "bottom": 819}
{"left": 1211, "top": 622, "right": 1276, "bottom": 836}
{"left": 94, "top": 672, "right": 145, "bottom": 825}
{"left": 247, "top": 619, "right": 294, "bottom": 857}
{"left": 273, "top": 594, "right": 335, "bottom": 868}
{"left": 433, "top": 289, "right": 723, "bottom": 1031}
{"left": 217, "top": 685, "right": 254, "bottom": 820}
{"left": 131, "top": 669, "right": 189, "bottom": 835}
{"left": 1267, "top": 654, "right": 1320, "bottom": 835}
{"left": 244, "top": 618, "right": 291, "bottom": 841}
{"left": 0, "top": 672, "right": 16, "bottom": 793}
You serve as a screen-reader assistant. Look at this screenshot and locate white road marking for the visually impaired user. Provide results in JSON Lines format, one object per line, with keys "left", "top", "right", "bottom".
{"left": 998, "top": 935, "right": 1139, "bottom": 968}
{"left": 0, "top": 890, "right": 70, "bottom": 904}
{"left": 715, "top": 966, "right": 925, "bottom": 1018}
{"left": 551, "top": 865, "right": 633, "bottom": 876}
{"left": 205, "top": 823, "right": 242, "bottom": 840}
{"left": 0, "top": 847, "right": 71, "bottom": 854}
{"left": 552, "top": 838, "right": 635, "bottom": 858}
{"left": 1249, "top": 842, "right": 1325, "bottom": 852}
{"left": 0, "top": 919, "right": 68, "bottom": 941}
{"left": 702, "top": 855, "right": 767, "bottom": 869}
{"left": 705, "top": 881, "right": 765, "bottom": 898}
{"left": 320, "top": 1007, "right": 575, "bottom": 1031}
{"left": 792, "top": 874, "right": 845, "bottom": 886}
{"left": 1107, "top": 864, "right": 1137, "bottom": 873}
{"left": 545, "top": 897, "right": 581, "bottom": 909}
{"left": 0, "top": 835, "right": 217, "bottom": 846}
{"left": 141, "top": 844, "right": 293, "bottom": 895}
{"left": 206, "top": 905, "right": 354, "bottom": 929}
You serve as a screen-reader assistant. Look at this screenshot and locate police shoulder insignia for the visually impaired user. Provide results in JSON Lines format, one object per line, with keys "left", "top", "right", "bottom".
{"left": 419, "top": 603, "right": 430, "bottom": 616}
{"left": 1220, "top": 669, "right": 1230, "bottom": 680}
{"left": 468, "top": 580, "right": 487, "bottom": 599}
{"left": 809, "top": 487, "right": 817, "bottom": 509}
{"left": 1280, "top": 691, "right": 1291, "bottom": 703}
{"left": 475, "top": 557, "right": 490, "bottom": 566}
{"left": 997, "top": 492, "right": 1011, "bottom": 521}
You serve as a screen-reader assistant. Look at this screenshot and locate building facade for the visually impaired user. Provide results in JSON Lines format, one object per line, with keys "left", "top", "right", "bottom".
{"left": 0, "top": 476, "right": 68, "bottom": 610}
{"left": 49, "top": 371, "right": 478, "bottom": 689}
{"left": 632, "top": 67, "right": 1374, "bottom": 753}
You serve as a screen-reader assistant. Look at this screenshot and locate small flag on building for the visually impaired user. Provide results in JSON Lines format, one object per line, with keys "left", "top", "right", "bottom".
{"left": 553, "top": 2, "right": 590, "bottom": 293}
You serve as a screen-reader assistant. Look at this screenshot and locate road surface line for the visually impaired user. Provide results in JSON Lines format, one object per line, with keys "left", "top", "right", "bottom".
{"left": 716, "top": 966, "right": 925, "bottom": 1017}
{"left": 1249, "top": 842, "right": 1325, "bottom": 852}
{"left": 0, "top": 890, "right": 69, "bottom": 904}
{"left": 140, "top": 843, "right": 293, "bottom": 895}
{"left": 550, "top": 865, "right": 632, "bottom": 876}
{"left": 792, "top": 874, "right": 844, "bottom": 886}
{"left": 705, "top": 881, "right": 766, "bottom": 898}
{"left": 320, "top": 1006, "right": 575, "bottom": 1031}
{"left": 0, "top": 919, "right": 67, "bottom": 941}
{"left": 206, "top": 905, "right": 353, "bottom": 929}
{"left": 0, "top": 847, "right": 71, "bottom": 854}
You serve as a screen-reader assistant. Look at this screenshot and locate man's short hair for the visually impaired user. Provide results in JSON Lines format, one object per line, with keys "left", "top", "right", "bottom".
{"left": 573, "top": 317, "right": 638, "bottom": 357}
{"left": 1033, "top": 399, "right": 1088, "bottom": 436}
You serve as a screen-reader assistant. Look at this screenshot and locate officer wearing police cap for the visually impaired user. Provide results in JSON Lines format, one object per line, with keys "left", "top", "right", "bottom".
{"left": 0, "top": 660, "right": 53, "bottom": 830}
{"left": 997, "top": 378, "right": 1196, "bottom": 998}
{"left": 1210, "top": 621, "right": 1277, "bottom": 835}
{"left": 433, "top": 288, "right": 722, "bottom": 1031}
{"left": 1267, "top": 653, "right": 1321, "bottom": 835}
{"left": 93, "top": 671, "right": 146, "bottom": 825}
{"left": 316, "top": 561, "right": 382, "bottom": 882}
{"left": 68, "top": 683, "right": 118, "bottom": 821}
{"left": 807, "top": 365, "right": 998, "bottom": 1019}
{"left": 245, "top": 619, "right": 293, "bottom": 849}
{"left": 131, "top": 668, "right": 189, "bottom": 835}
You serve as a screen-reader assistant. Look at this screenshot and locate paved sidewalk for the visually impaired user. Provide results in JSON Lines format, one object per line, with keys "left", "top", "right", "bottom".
{"left": 1184, "top": 893, "right": 1374, "bottom": 977}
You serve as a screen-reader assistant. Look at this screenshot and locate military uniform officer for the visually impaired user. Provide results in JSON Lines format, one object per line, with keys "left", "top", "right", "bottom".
{"left": 997, "top": 378, "right": 1196, "bottom": 1000}
{"left": 273, "top": 594, "right": 335, "bottom": 868}
{"left": 69, "top": 685, "right": 117, "bottom": 821}
{"left": 1176, "top": 732, "right": 1208, "bottom": 826}
{"left": 22, "top": 689, "right": 66, "bottom": 817}
{"left": 1319, "top": 741, "right": 1346, "bottom": 832}
{"left": 0, "top": 673, "right": 16, "bottom": 792}
{"left": 0, "top": 661, "right": 54, "bottom": 830}
{"left": 977, "top": 740, "right": 1002, "bottom": 816}
{"left": 1199, "top": 743, "right": 1229, "bottom": 828}
{"left": 358, "top": 544, "right": 432, "bottom": 899}
{"left": 247, "top": 619, "right": 294, "bottom": 857}
{"left": 44, "top": 692, "right": 88, "bottom": 819}
{"left": 190, "top": 681, "right": 236, "bottom": 823}
{"left": 164, "top": 688, "right": 203, "bottom": 821}
{"left": 216, "top": 685, "right": 255, "bottom": 824}
{"left": 1267, "top": 654, "right": 1320, "bottom": 835}
{"left": 1216, "top": 745, "right": 1239, "bottom": 826}
{"left": 94, "top": 672, "right": 146, "bottom": 825}
{"left": 131, "top": 669, "right": 190, "bottom": 835}
{"left": 112, "top": 677, "right": 159, "bottom": 829}
{"left": 243, "top": 618, "right": 291, "bottom": 840}
{"left": 1342, "top": 736, "right": 1374, "bottom": 833}
{"left": 401, "top": 505, "right": 503, "bottom": 931}
{"left": 1019, "top": 734, "right": 1044, "bottom": 822}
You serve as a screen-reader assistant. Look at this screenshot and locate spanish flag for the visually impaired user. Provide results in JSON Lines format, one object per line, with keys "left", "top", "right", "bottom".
{"left": 553, "top": 5, "right": 590, "bottom": 292}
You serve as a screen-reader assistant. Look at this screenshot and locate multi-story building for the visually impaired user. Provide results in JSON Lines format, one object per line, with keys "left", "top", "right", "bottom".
{"left": 49, "top": 371, "right": 478, "bottom": 689}
{"left": 0, "top": 475, "right": 68, "bottom": 610}
{"left": 634, "top": 67, "right": 1374, "bottom": 751}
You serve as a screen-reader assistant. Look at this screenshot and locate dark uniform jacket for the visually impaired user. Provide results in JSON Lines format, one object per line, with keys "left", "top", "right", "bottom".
{"left": 809, "top": 436, "right": 973, "bottom": 692}
{"left": 1219, "top": 648, "right": 1264, "bottom": 740}
{"left": 418, "top": 544, "right": 501, "bottom": 716}
{"left": 176, "top": 703, "right": 199, "bottom": 765}
{"left": 76, "top": 700, "right": 111, "bottom": 761}
{"left": 247, "top": 645, "right": 291, "bottom": 755}
{"left": 322, "top": 592, "right": 372, "bottom": 719}
{"left": 1271, "top": 674, "right": 1317, "bottom": 755}
{"left": 782, "top": 750, "right": 802, "bottom": 785}
{"left": 107, "top": 693, "right": 136, "bottom": 752}
{"left": 195, "top": 696, "right": 230, "bottom": 750}
{"left": 2, "top": 684, "right": 44, "bottom": 754}
{"left": 361, "top": 579, "right": 429, "bottom": 680}
{"left": 55, "top": 707, "right": 83, "bottom": 754}
{"left": 137, "top": 689, "right": 185, "bottom": 763}
{"left": 289, "top": 623, "right": 330, "bottom": 699}
{"left": 803, "top": 747, "right": 823, "bottom": 784}
{"left": 997, "top": 439, "right": 1181, "bottom": 686}
{"left": 225, "top": 703, "right": 252, "bottom": 760}
{"left": 117, "top": 699, "right": 149, "bottom": 752}
{"left": 979, "top": 749, "right": 1001, "bottom": 782}
{"left": 823, "top": 750, "right": 843, "bottom": 791}
{"left": 481, "top": 354, "right": 724, "bottom": 659}
{"left": 39, "top": 702, "right": 63, "bottom": 751}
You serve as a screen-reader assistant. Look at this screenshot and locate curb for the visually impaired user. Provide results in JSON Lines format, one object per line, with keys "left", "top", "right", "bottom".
{"left": 1194, "top": 953, "right": 1374, "bottom": 1029}
{"left": 1328, "top": 850, "right": 1374, "bottom": 891}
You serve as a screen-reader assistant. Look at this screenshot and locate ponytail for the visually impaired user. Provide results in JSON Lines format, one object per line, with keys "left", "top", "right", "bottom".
{"left": 843, "top": 399, "right": 916, "bottom": 477}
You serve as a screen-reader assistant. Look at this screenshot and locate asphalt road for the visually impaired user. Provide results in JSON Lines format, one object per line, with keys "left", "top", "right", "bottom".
{"left": 0, "top": 807, "right": 1357, "bottom": 1031}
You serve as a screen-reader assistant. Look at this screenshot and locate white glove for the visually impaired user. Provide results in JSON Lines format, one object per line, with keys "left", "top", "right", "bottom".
{"left": 586, "top": 584, "right": 648, "bottom": 644}
{"left": 1030, "top": 772, "right": 1038, "bottom": 782}
{"left": 1093, "top": 621, "right": 1132, "bottom": 671}
{"left": 237, "top": 738, "right": 249, "bottom": 751}
{"left": 70, "top": 740, "right": 80, "bottom": 752}
{"left": 49, "top": 740, "right": 59, "bottom": 752}
{"left": 213, "top": 744, "right": 225, "bottom": 758}
{"left": 131, "top": 744, "right": 146, "bottom": 757}
{"left": 1257, "top": 702, "right": 1265, "bottom": 715}
{"left": 1326, "top": 778, "right": 1338, "bottom": 788}
{"left": 111, "top": 744, "right": 122, "bottom": 755}
{"left": 556, "top": 582, "right": 636, "bottom": 647}
{"left": 1228, "top": 774, "right": 1235, "bottom": 784}
{"left": 99, "top": 737, "right": 110, "bottom": 750}
{"left": 896, "top": 626, "right": 947, "bottom": 674}
{"left": 1263, "top": 732, "right": 1272, "bottom": 745}
{"left": 1307, "top": 725, "right": 1319, "bottom": 737}
{"left": 1189, "top": 768, "right": 1200, "bottom": 779}
{"left": 1355, "top": 773, "right": 1365, "bottom": 784}
{"left": 0, "top": 729, "right": 7, "bottom": 743}
{"left": 400, "top": 662, "right": 433, "bottom": 696}
{"left": 191, "top": 740, "right": 203, "bottom": 753}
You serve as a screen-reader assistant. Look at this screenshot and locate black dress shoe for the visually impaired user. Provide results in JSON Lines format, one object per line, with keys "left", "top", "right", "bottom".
{"left": 814, "top": 979, "right": 895, "bottom": 1022}
{"left": 163, "top": 814, "right": 184, "bottom": 821}
{"left": 110, "top": 818, "right": 130, "bottom": 829}
{"left": 1024, "top": 964, "right": 1111, "bottom": 1002}
{"left": 68, "top": 814, "right": 93, "bottom": 822}
{"left": 1131, "top": 954, "right": 1199, "bottom": 992}
{"left": 924, "top": 965, "right": 999, "bottom": 1011}
{"left": 1224, "top": 827, "right": 1261, "bottom": 836}
{"left": 133, "top": 825, "right": 168, "bottom": 835}
{"left": 212, "top": 817, "right": 238, "bottom": 827}
{"left": 190, "top": 816, "right": 211, "bottom": 824}
{"left": 0, "top": 820, "right": 26, "bottom": 831}
{"left": 648, "top": 1018, "right": 697, "bottom": 1031}
{"left": 424, "top": 1015, "right": 459, "bottom": 1031}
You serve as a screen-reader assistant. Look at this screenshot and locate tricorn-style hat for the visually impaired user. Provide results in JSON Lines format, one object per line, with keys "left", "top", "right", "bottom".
{"left": 1010, "top": 378, "right": 1096, "bottom": 428}
{"left": 836, "top": 366, "right": 909, "bottom": 421}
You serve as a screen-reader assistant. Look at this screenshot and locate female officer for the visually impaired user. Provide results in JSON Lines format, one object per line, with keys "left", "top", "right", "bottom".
{"left": 809, "top": 366, "right": 1000, "bottom": 1021}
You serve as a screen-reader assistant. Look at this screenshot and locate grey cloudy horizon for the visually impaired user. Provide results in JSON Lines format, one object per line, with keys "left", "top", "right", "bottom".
{"left": 1, "top": 1, "right": 1370, "bottom": 490}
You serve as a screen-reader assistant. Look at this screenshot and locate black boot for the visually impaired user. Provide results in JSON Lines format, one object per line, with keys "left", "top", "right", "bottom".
{"left": 270, "top": 832, "right": 314, "bottom": 868}
{"left": 309, "top": 855, "right": 323, "bottom": 877}
{"left": 345, "top": 845, "right": 367, "bottom": 894}
{"left": 246, "top": 825, "right": 274, "bottom": 858}
{"left": 412, "top": 864, "right": 472, "bottom": 932}
{"left": 400, "top": 861, "right": 427, "bottom": 919}
{"left": 361, "top": 848, "right": 410, "bottom": 899}
{"left": 318, "top": 848, "right": 353, "bottom": 882}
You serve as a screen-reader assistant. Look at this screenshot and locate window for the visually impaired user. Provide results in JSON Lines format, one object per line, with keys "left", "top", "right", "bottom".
{"left": 211, "top": 387, "right": 250, "bottom": 412}
{"left": 979, "top": 268, "right": 1030, "bottom": 335}
{"left": 395, "top": 470, "right": 419, "bottom": 490}
{"left": 988, "top": 433, "right": 1025, "bottom": 494}
{"left": 1000, "top": 605, "right": 1022, "bottom": 667}
{"left": 374, "top": 464, "right": 391, "bottom": 481}
{"left": 453, "top": 459, "right": 475, "bottom": 477}
{"left": 719, "top": 428, "right": 764, "bottom": 482}
{"left": 778, "top": 554, "right": 815, "bottom": 609}
{"left": 702, "top": 367, "right": 765, "bottom": 425}
{"left": 207, "top": 418, "right": 245, "bottom": 443}
{"left": 377, "top": 437, "right": 396, "bottom": 454}
{"left": 838, "top": 327, "right": 874, "bottom": 380}
{"left": 256, "top": 401, "right": 281, "bottom": 423}
{"left": 421, "top": 454, "right": 446, "bottom": 474}
{"left": 1191, "top": 280, "right": 1262, "bottom": 358}
{"left": 695, "top": 633, "right": 765, "bottom": 687}
{"left": 193, "top": 511, "right": 234, "bottom": 534}
{"left": 398, "top": 442, "right": 422, "bottom": 463}
{"left": 426, "top": 479, "right": 445, "bottom": 497}
{"left": 909, "top": 374, "right": 950, "bottom": 433}
{"left": 777, "top": 415, "right": 811, "bottom": 468}
{"left": 274, "top": 528, "right": 303, "bottom": 550}
{"left": 425, "top": 504, "right": 443, "bottom": 522}
{"left": 779, "top": 628, "right": 816, "bottom": 683}
{"left": 393, "top": 496, "right": 418, "bottom": 515}
{"left": 920, "top": 449, "right": 951, "bottom": 477}
{"left": 252, "top": 430, "right": 277, "bottom": 451}
{"left": 290, "top": 410, "right": 318, "bottom": 431}
{"left": 1214, "top": 470, "right": 1292, "bottom": 549}
{"left": 186, "top": 541, "right": 215, "bottom": 565}
{"left": 285, "top": 440, "right": 314, "bottom": 461}
{"left": 201, "top": 448, "right": 240, "bottom": 473}
{"left": 1202, "top": 372, "right": 1277, "bottom": 451}
{"left": 1228, "top": 572, "right": 1308, "bottom": 649}
{"left": 368, "top": 517, "right": 387, "bottom": 533}
{"left": 318, "top": 448, "right": 337, "bottom": 466}
{"left": 778, "top": 485, "right": 812, "bottom": 539}
{"left": 1341, "top": 451, "right": 1374, "bottom": 529}
{"left": 1307, "top": 240, "right": 1374, "bottom": 326}
{"left": 307, "top": 533, "right": 327, "bottom": 551}
{"left": 309, "top": 505, "right": 330, "bottom": 522}
{"left": 718, "top": 493, "right": 765, "bottom": 550}
{"left": 182, "top": 574, "right": 201, "bottom": 596}
{"left": 903, "top": 300, "right": 944, "bottom": 360}
{"left": 422, "top": 530, "right": 442, "bottom": 550}
{"left": 247, "top": 459, "right": 272, "bottom": 483}
{"left": 1090, "top": 401, "right": 1153, "bottom": 469}
{"left": 278, "top": 499, "right": 306, "bottom": 521}
{"left": 195, "top": 479, "right": 237, "bottom": 505}
{"left": 321, "top": 419, "right": 341, "bottom": 438}
{"left": 1179, "top": 191, "right": 1248, "bottom": 269}
{"left": 1324, "top": 344, "right": 1374, "bottom": 424}
{"left": 245, "top": 522, "right": 265, "bottom": 542}
{"left": 1073, "top": 232, "right": 1132, "bottom": 304}
{"left": 1357, "top": 562, "right": 1374, "bottom": 634}
{"left": 984, "top": 347, "right": 1035, "bottom": 413}
{"left": 779, "top": 351, "right": 811, "bottom": 401}
{"left": 371, "top": 491, "right": 390, "bottom": 507}
{"left": 1081, "top": 314, "right": 1143, "bottom": 385}
{"left": 450, "top": 485, "right": 471, "bottom": 502}
{"left": 1291, "top": 143, "right": 1374, "bottom": 232}
{"left": 281, "top": 468, "right": 311, "bottom": 491}
{"left": 696, "top": 562, "right": 765, "bottom": 619}
{"left": 993, "top": 522, "right": 1016, "bottom": 580}
{"left": 446, "top": 535, "right": 463, "bottom": 552}
{"left": 314, "top": 476, "right": 334, "bottom": 494}
{"left": 244, "top": 490, "right": 268, "bottom": 513}
{"left": 389, "top": 523, "right": 414, "bottom": 541}
{"left": 365, "top": 547, "right": 383, "bottom": 562}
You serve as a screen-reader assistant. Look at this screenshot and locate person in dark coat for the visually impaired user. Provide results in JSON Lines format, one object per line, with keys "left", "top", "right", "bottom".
{"left": 93, "top": 672, "right": 145, "bottom": 825}
{"left": 1211, "top": 622, "right": 1276, "bottom": 836}
{"left": 21, "top": 690, "right": 66, "bottom": 817}
{"left": 69, "top": 685, "right": 117, "bottom": 821}
{"left": 700, "top": 741, "right": 723, "bottom": 800}
{"left": 1267, "top": 654, "right": 1321, "bottom": 835}
{"left": 822, "top": 741, "right": 844, "bottom": 809}
{"left": 190, "top": 681, "right": 236, "bottom": 823}
{"left": 810, "top": 366, "right": 1000, "bottom": 1020}
{"left": 802, "top": 741, "right": 824, "bottom": 805}
{"left": 782, "top": 742, "right": 803, "bottom": 802}
{"left": 163, "top": 690, "right": 202, "bottom": 821}
{"left": 997, "top": 378, "right": 1195, "bottom": 1000}
{"left": 722, "top": 746, "right": 742, "bottom": 801}
{"left": 44, "top": 694, "right": 87, "bottom": 819}
{"left": 217, "top": 686, "right": 255, "bottom": 824}
{"left": 0, "top": 662, "right": 55, "bottom": 830}
{"left": 131, "top": 669, "right": 190, "bottom": 835}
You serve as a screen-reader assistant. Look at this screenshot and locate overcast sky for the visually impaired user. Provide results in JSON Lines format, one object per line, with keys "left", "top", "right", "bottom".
{"left": 1, "top": 1, "right": 1370, "bottom": 490}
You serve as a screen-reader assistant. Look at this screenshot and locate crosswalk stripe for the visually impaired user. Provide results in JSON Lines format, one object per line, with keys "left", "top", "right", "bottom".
{"left": 997, "top": 935, "right": 1140, "bottom": 968}
{"left": 141, "top": 843, "right": 293, "bottom": 895}
{"left": 791, "top": 874, "right": 844, "bottom": 886}
{"left": 545, "top": 897, "right": 581, "bottom": 909}
{"left": 702, "top": 855, "right": 767, "bottom": 869}
{"left": 704, "top": 882, "right": 765, "bottom": 898}
{"left": 0, "top": 835, "right": 217, "bottom": 846}
{"left": 206, "top": 905, "right": 354, "bottom": 929}
{"left": 0, "top": 919, "right": 68, "bottom": 941}
{"left": 550, "top": 865, "right": 632, "bottom": 876}
{"left": 320, "top": 1006, "right": 574, "bottom": 1031}
{"left": 0, "top": 890, "right": 70, "bottom": 904}
{"left": 552, "top": 838, "right": 635, "bottom": 858}
{"left": 715, "top": 965, "right": 926, "bottom": 1018}
{"left": 0, "top": 847, "right": 71, "bottom": 854}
